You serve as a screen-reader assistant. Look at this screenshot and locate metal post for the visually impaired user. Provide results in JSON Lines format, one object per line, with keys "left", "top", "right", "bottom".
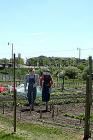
{"left": 13, "top": 53, "right": 16, "bottom": 133}
{"left": 12, "top": 43, "right": 13, "bottom": 67}
{"left": 77, "top": 48, "right": 81, "bottom": 62}
{"left": 8, "top": 42, "right": 14, "bottom": 85}
{"left": 8, "top": 42, "right": 13, "bottom": 66}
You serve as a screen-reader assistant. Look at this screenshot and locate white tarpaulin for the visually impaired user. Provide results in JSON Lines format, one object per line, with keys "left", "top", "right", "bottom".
{"left": 16, "top": 84, "right": 42, "bottom": 98}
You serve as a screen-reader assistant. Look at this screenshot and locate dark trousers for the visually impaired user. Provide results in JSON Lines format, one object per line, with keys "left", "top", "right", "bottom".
{"left": 42, "top": 86, "right": 50, "bottom": 102}
{"left": 27, "top": 85, "right": 37, "bottom": 105}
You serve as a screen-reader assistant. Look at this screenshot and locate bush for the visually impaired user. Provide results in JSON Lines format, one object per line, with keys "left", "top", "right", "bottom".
{"left": 82, "top": 66, "right": 89, "bottom": 80}
{"left": 64, "top": 66, "right": 79, "bottom": 79}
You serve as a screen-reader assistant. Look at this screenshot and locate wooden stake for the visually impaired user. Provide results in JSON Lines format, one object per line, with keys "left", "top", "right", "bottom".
{"left": 50, "top": 104, "right": 52, "bottom": 112}
{"left": 52, "top": 105, "right": 54, "bottom": 119}
{"left": 20, "top": 111, "right": 21, "bottom": 120}
{"left": 40, "top": 109, "right": 42, "bottom": 119}
{"left": 30, "top": 105, "right": 32, "bottom": 114}
{"left": 46, "top": 102, "right": 48, "bottom": 112}
{"left": 2, "top": 103, "right": 4, "bottom": 114}
{"left": 56, "top": 106, "right": 59, "bottom": 116}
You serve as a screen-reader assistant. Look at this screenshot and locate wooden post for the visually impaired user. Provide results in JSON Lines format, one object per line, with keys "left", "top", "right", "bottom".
{"left": 2, "top": 103, "right": 4, "bottom": 114}
{"left": 89, "top": 56, "right": 92, "bottom": 105}
{"left": 31, "top": 92, "right": 34, "bottom": 111}
{"left": 56, "top": 106, "right": 59, "bottom": 116}
{"left": 40, "top": 110, "right": 42, "bottom": 119}
{"left": 13, "top": 53, "right": 16, "bottom": 133}
{"left": 83, "top": 76, "right": 91, "bottom": 140}
{"left": 50, "top": 104, "right": 52, "bottom": 112}
{"left": 30, "top": 105, "right": 32, "bottom": 114}
{"left": 62, "top": 76, "right": 64, "bottom": 90}
{"left": 52, "top": 105, "right": 54, "bottom": 119}
{"left": 83, "top": 56, "right": 92, "bottom": 140}
{"left": 80, "top": 118, "right": 82, "bottom": 124}
{"left": 46, "top": 102, "right": 48, "bottom": 112}
{"left": 20, "top": 111, "right": 21, "bottom": 120}
{"left": 11, "top": 102, "right": 13, "bottom": 111}
{"left": 56, "top": 72, "right": 58, "bottom": 87}
{"left": 53, "top": 82, "right": 55, "bottom": 88}
{"left": 20, "top": 105, "right": 22, "bottom": 120}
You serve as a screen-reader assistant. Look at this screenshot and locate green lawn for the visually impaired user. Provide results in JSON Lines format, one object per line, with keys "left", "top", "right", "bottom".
{"left": 0, "top": 131, "right": 23, "bottom": 140}
{"left": 0, "top": 114, "right": 83, "bottom": 140}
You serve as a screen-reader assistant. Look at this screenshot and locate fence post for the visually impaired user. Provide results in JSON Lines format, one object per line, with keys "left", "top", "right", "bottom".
{"left": 83, "top": 56, "right": 92, "bottom": 140}
{"left": 83, "top": 76, "right": 91, "bottom": 140}
{"left": 46, "top": 102, "right": 48, "bottom": 112}
{"left": 13, "top": 53, "right": 16, "bottom": 133}
{"left": 52, "top": 105, "right": 54, "bottom": 119}
{"left": 89, "top": 56, "right": 92, "bottom": 106}
{"left": 2, "top": 103, "right": 4, "bottom": 114}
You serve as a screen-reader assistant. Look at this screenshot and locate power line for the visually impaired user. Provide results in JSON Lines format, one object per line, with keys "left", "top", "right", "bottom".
{"left": 80, "top": 48, "right": 93, "bottom": 51}
{"left": 31, "top": 48, "right": 93, "bottom": 53}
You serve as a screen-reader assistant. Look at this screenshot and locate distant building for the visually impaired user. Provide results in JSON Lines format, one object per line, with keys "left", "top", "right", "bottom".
{"left": 18, "top": 53, "right": 21, "bottom": 59}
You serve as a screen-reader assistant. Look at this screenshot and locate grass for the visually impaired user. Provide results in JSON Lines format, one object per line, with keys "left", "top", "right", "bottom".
{"left": 0, "top": 113, "right": 83, "bottom": 140}
{"left": 0, "top": 83, "right": 85, "bottom": 140}
{"left": 64, "top": 112, "right": 93, "bottom": 122}
{"left": 0, "top": 131, "right": 24, "bottom": 140}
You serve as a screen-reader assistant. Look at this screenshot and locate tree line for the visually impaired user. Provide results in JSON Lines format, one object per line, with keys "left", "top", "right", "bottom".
{"left": 0, "top": 55, "right": 91, "bottom": 81}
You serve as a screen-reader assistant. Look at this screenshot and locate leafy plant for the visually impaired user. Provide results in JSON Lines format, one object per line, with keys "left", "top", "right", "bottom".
{"left": 64, "top": 66, "right": 79, "bottom": 79}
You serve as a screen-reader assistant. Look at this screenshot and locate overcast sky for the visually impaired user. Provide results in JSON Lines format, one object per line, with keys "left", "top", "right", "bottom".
{"left": 0, "top": 0, "right": 93, "bottom": 60}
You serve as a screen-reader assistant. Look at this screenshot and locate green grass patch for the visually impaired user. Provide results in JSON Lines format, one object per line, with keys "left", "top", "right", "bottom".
{"left": 0, "top": 113, "right": 83, "bottom": 140}
{"left": 0, "top": 131, "right": 24, "bottom": 140}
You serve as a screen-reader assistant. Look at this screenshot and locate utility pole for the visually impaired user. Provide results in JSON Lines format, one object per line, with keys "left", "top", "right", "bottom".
{"left": 77, "top": 48, "right": 81, "bottom": 62}
{"left": 8, "top": 42, "right": 14, "bottom": 67}
{"left": 12, "top": 43, "right": 13, "bottom": 67}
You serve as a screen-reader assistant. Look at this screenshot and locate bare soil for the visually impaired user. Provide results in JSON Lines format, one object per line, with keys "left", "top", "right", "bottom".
{"left": 0, "top": 87, "right": 93, "bottom": 138}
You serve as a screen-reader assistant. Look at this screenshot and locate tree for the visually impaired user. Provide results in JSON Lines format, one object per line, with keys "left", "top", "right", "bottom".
{"left": 15, "top": 57, "right": 24, "bottom": 66}
{"left": 0, "top": 58, "right": 9, "bottom": 64}
{"left": 64, "top": 66, "right": 79, "bottom": 79}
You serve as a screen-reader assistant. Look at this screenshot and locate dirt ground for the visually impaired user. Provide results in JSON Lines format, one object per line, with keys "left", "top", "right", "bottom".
{"left": 0, "top": 102, "right": 88, "bottom": 129}
{"left": 0, "top": 86, "right": 93, "bottom": 138}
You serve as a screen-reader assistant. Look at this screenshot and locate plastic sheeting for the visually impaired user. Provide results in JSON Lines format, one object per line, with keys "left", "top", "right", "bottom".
{"left": 16, "top": 84, "right": 42, "bottom": 98}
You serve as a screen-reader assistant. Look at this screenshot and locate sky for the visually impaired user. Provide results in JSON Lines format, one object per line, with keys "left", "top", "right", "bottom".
{"left": 0, "top": 0, "right": 93, "bottom": 60}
